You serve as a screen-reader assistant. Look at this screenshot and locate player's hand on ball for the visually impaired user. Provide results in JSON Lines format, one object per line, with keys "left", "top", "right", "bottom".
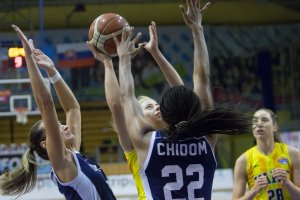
{"left": 87, "top": 40, "right": 111, "bottom": 63}
{"left": 113, "top": 27, "right": 146, "bottom": 58}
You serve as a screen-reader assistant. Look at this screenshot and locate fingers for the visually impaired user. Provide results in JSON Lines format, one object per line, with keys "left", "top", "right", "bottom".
{"left": 33, "top": 54, "right": 41, "bottom": 63}
{"left": 255, "top": 176, "right": 268, "bottom": 188}
{"left": 272, "top": 168, "right": 288, "bottom": 182}
{"left": 11, "top": 24, "right": 27, "bottom": 42}
{"left": 33, "top": 49, "right": 44, "bottom": 56}
{"left": 196, "top": 0, "right": 200, "bottom": 9}
{"left": 125, "top": 27, "right": 134, "bottom": 42}
{"left": 29, "top": 39, "right": 35, "bottom": 50}
{"left": 151, "top": 21, "right": 157, "bottom": 34}
{"left": 131, "top": 42, "right": 147, "bottom": 59}
{"left": 148, "top": 25, "right": 154, "bottom": 40}
{"left": 131, "top": 32, "right": 141, "bottom": 45}
{"left": 121, "top": 27, "right": 127, "bottom": 42}
{"left": 191, "top": 0, "right": 197, "bottom": 9}
{"left": 112, "top": 32, "right": 120, "bottom": 46}
{"left": 138, "top": 42, "right": 147, "bottom": 48}
{"left": 86, "top": 41, "right": 97, "bottom": 55}
{"left": 179, "top": 4, "right": 186, "bottom": 15}
{"left": 201, "top": 2, "right": 211, "bottom": 13}
{"left": 179, "top": 5, "right": 189, "bottom": 25}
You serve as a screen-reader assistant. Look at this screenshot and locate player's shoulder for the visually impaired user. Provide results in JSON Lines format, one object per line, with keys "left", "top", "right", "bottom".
{"left": 287, "top": 145, "right": 300, "bottom": 157}
{"left": 235, "top": 153, "right": 247, "bottom": 166}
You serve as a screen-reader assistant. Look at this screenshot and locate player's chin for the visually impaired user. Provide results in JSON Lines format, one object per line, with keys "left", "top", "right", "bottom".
{"left": 155, "top": 116, "right": 162, "bottom": 123}
{"left": 65, "top": 136, "right": 76, "bottom": 145}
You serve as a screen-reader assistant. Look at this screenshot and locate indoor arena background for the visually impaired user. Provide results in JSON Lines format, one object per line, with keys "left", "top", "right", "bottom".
{"left": 0, "top": 0, "right": 299, "bottom": 199}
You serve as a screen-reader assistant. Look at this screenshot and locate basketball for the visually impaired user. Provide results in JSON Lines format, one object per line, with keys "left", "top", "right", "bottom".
{"left": 88, "top": 13, "right": 129, "bottom": 57}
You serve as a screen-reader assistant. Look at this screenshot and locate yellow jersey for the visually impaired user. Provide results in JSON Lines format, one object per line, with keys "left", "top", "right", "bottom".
{"left": 124, "top": 150, "right": 146, "bottom": 200}
{"left": 245, "top": 142, "right": 292, "bottom": 200}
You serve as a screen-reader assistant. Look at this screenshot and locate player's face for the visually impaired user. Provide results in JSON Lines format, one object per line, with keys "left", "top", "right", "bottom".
{"left": 60, "top": 124, "right": 76, "bottom": 146}
{"left": 140, "top": 98, "right": 162, "bottom": 126}
{"left": 252, "top": 110, "right": 276, "bottom": 140}
{"left": 40, "top": 122, "right": 76, "bottom": 147}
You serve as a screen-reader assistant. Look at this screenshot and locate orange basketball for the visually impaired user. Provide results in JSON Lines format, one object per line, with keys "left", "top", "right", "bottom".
{"left": 88, "top": 13, "right": 129, "bottom": 57}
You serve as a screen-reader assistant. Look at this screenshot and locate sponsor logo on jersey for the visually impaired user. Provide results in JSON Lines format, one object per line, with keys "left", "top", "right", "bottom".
{"left": 278, "top": 157, "right": 288, "bottom": 165}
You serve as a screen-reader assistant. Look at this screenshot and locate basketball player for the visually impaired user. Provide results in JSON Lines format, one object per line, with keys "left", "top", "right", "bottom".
{"left": 232, "top": 108, "right": 300, "bottom": 200}
{"left": 0, "top": 25, "right": 116, "bottom": 200}
{"left": 87, "top": 21, "right": 183, "bottom": 200}
{"left": 88, "top": 1, "right": 217, "bottom": 198}
{"left": 113, "top": 3, "right": 252, "bottom": 200}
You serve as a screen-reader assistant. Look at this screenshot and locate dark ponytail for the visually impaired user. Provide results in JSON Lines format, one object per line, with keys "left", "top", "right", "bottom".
{"left": 160, "top": 86, "right": 252, "bottom": 140}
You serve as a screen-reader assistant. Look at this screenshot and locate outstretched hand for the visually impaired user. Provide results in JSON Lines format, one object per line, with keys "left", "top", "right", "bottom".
{"left": 112, "top": 27, "right": 146, "bottom": 58}
{"left": 179, "top": 0, "right": 210, "bottom": 29}
{"left": 144, "top": 21, "right": 159, "bottom": 53}
{"left": 11, "top": 24, "right": 35, "bottom": 55}
{"left": 32, "top": 49, "right": 55, "bottom": 72}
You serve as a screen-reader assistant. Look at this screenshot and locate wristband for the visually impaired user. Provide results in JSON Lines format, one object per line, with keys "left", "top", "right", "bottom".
{"left": 49, "top": 71, "right": 62, "bottom": 84}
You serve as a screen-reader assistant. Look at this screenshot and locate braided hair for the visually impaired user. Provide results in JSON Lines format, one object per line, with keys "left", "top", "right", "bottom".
{"left": 160, "top": 86, "right": 252, "bottom": 140}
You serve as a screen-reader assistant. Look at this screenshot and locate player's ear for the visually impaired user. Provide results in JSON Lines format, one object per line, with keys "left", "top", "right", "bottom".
{"left": 40, "top": 140, "right": 46, "bottom": 149}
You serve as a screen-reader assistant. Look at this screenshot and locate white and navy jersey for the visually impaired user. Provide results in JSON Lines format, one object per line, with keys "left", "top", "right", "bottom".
{"left": 51, "top": 152, "right": 116, "bottom": 200}
{"left": 140, "top": 131, "right": 217, "bottom": 200}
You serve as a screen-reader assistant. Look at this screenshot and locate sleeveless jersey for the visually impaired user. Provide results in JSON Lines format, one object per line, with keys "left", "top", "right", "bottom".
{"left": 245, "top": 143, "right": 292, "bottom": 200}
{"left": 51, "top": 152, "right": 116, "bottom": 200}
{"left": 124, "top": 150, "right": 146, "bottom": 200}
{"left": 140, "top": 131, "right": 217, "bottom": 200}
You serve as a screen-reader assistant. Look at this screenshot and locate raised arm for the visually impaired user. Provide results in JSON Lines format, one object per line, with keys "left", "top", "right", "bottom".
{"left": 12, "top": 25, "right": 67, "bottom": 170}
{"left": 87, "top": 41, "right": 134, "bottom": 152}
{"left": 33, "top": 49, "right": 81, "bottom": 150}
{"left": 113, "top": 28, "right": 151, "bottom": 161}
{"left": 180, "top": 0, "right": 217, "bottom": 146}
{"left": 180, "top": 0, "right": 212, "bottom": 109}
{"left": 144, "top": 21, "right": 183, "bottom": 87}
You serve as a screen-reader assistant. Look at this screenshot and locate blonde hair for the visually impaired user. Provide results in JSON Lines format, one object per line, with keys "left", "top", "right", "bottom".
{"left": 137, "top": 95, "right": 156, "bottom": 105}
{"left": 110, "top": 95, "right": 159, "bottom": 133}
{"left": 0, "top": 149, "right": 37, "bottom": 196}
{"left": 0, "top": 120, "right": 48, "bottom": 197}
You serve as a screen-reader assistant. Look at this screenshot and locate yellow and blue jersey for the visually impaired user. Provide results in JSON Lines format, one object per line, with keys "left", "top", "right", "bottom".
{"left": 245, "top": 142, "right": 292, "bottom": 200}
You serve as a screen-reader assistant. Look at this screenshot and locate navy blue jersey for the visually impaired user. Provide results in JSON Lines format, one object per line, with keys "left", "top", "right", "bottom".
{"left": 140, "top": 131, "right": 217, "bottom": 200}
{"left": 51, "top": 152, "right": 116, "bottom": 200}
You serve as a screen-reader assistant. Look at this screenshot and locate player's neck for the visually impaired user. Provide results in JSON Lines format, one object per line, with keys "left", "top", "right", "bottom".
{"left": 256, "top": 140, "right": 275, "bottom": 155}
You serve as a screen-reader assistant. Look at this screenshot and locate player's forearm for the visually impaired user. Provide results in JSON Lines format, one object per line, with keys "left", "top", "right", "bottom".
{"left": 119, "top": 55, "right": 135, "bottom": 100}
{"left": 52, "top": 76, "right": 80, "bottom": 112}
{"left": 150, "top": 49, "right": 183, "bottom": 87}
{"left": 284, "top": 180, "right": 300, "bottom": 199}
{"left": 104, "top": 60, "right": 123, "bottom": 111}
{"left": 25, "top": 55, "right": 53, "bottom": 110}
{"left": 238, "top": 188, "right": 260, "bottom": 200}
{"left": 192, "top": 27, "right": 210, "bottom": 80}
